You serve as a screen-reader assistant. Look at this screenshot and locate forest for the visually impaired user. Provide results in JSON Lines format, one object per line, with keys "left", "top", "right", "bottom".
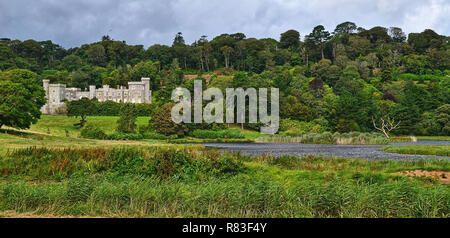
{"left": 0, "top": 21, "right": 449, "bottom": 136}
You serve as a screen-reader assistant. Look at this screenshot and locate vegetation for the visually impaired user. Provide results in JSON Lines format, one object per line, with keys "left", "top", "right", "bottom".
{"left": 116, "top": 104, "right": 138, "bottom": 133}
{"left": 0, "top": 69, "right": 45, "bottom": 129}
{"left": 0, "top": 22, "right": 449, "bottom": 218}
{"left": 255, "top": 132, "right": 389, "bottom": 145}
{"left": 1, "top": 23, "right": 449, "bottom": 136}
{"left": 0, "top": 146, "right": 448, "bottom": 218}
{"left": 190, "top": 129, "right": 244, "bottom": 139}
{"left": 66, "top": 98, "right": 97, "bottom": 128}
{"left": 383, "top": 145, "right": 450, "bottom": 156}
{"left": 80, "top": 123, "right": 107, "bottom": 140}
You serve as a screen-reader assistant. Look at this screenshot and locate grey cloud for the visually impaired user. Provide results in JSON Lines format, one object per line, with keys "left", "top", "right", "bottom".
{"left": 0, "top": 0, "right": 448, "bottom": 48}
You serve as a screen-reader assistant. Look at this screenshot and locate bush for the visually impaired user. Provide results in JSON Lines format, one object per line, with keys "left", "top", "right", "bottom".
{"left": 141, "top": 132, "right": 167, "bottom": 140}
{"left": 107, "top": 132, "right": 143, "bottom": 140}
{"left": 106, "top": 132, "right": 167, "bottom": 140}
{"left": 80, "top": 123, "right": 106, "bottom": 139}
{"left": 280, "top": 119, "right": 326, "bottom": 136}
{"left": 191, "top": 129, "right": 245, "bottom": 139}
{"left": 116, "top": 104, "right": 137, "bottom": 133}
{"left": 256, "top": 132, "right": 389, "bottom": 145}
{"left": 0, "top": 147, "right": 246, "bottom": 180}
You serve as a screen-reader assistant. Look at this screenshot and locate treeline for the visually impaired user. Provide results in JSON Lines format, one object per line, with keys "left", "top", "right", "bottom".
{"left": 0, "top": 22, "right": 448, "bottom": 87}
{"left": 0, "top": 22, "right": 449, "bottom": 136}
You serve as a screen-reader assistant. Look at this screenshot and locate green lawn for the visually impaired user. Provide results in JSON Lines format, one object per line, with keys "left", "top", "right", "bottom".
{"left": 24, "top": 115, "right": 150, "bottom": 137}
{"left": 383, "top": 145, "right": 450, "bottom": 156}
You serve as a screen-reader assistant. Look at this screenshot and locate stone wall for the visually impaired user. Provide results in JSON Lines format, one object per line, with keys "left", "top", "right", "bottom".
{"left": 41, "top": 77, "right": 152, "bottom": 115}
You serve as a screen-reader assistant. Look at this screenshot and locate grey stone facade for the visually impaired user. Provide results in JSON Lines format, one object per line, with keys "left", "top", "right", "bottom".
{"left": 41, "top": 77, "right": 151, "bottom": 114}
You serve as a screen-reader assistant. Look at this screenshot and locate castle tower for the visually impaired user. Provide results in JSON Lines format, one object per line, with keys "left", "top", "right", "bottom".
{"left": 141, "top": 77, "right": 151, "bottom": 103}
{"left": 41, "top": 79, "right": 50, "bottom": 114}
{"left": 103, "top": 84, "right": 109, "bottom": 101}
{"left": 89, "top": 85, "right": 96, "bottom": 99}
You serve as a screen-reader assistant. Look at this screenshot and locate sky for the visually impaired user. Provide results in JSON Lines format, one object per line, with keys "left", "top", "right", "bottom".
{"left": 0, "top": 0, "right": 449, "bottom": 48}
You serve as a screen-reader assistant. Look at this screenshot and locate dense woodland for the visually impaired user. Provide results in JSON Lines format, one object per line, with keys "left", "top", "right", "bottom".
{"left": 0, "top": 22, "right": 449, "bottom": 136}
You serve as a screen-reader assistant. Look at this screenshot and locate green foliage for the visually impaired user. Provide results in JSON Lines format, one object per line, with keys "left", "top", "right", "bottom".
{"left": 0, "top": 147, "right": 245, "bottom": 180}
{"left": 80, "top": 123, "right": 107, "bottom": 139}
{"left": 257, "top": 131, "right": 389, "bottom": 145}
{"left": 191, "top": 129, "right": 245, "bottom": 139}
{"left": 149, "top": 102, "right": 187, "bottom": 136}
{"left": 116, "top": 104, "right": 138, "bottom": 133}
{"left": 0, "top": 24, "right": 449, "bottom": 136}
{"left": 0, "top": 146, "right": 449, "bottom": 217}
{"left": 435, "top": 104, "right": 450, "bottom": 135}
{"left": 0, "top": 69, "right": 46, "bottom": 130}
{"left": 66, "top": 98, "right": 97, "bottom": 128}
{"left": 382, "top": 145, "right": 450, "bottom": 156}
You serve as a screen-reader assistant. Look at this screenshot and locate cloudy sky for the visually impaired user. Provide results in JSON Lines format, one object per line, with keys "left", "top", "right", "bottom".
{"left": 1, "top": 0, "right": 449, "bottom": 48}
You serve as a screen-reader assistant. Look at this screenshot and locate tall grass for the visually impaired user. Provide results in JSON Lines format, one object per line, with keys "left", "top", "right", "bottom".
{"left": 383, "top": 145, "right": 450, "bottom": 156}
{"left": 0, "top": 147, "right": 449, "bottom": 217}
{"left": 0, "top": 147, "right": 245, "bottom": 181}
{"left": 256, "top": 132, "right": 389, "bottom": 145}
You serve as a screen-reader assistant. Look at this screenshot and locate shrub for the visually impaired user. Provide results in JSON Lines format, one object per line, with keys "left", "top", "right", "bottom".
{"left": 141, "top": 132, "right": 167, "bottom": 140}
{"left": 107, "top": 132, "right": 143, "bottom": 140}
{"left": 80, "top": 123, "right": 106, "bottom": 139}
{"left": 149, "top": 102, "right": 188, "bottom": 136}
{"left": 116, "top": 103, "right": 137, "bottom": 133}
{"left": 0, "top": 147, "right": 246, "bottom": 180}
{"left": 191, "top": 129, "right": 244, "bottom": 139}
{"left": 280, "top": 119, "right": 326, "bottom": 135}
{"left": 256, "top": 132, "right": 389, "bottom": 145}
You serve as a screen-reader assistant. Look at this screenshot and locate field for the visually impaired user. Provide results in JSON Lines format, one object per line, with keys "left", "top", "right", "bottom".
{"left": 27, "top": 115, "right": 150, "bottom": 137}
{"left": 0, "top": 116, "right": 449, "bottom": 218}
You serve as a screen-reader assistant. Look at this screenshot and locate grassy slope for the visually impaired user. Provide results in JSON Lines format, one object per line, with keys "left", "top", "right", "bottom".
{"left": 26, "top": 115, "right": 150, "bottom": 137}
{"left": 383, "top": 145, "right": 450, "bottom": 156}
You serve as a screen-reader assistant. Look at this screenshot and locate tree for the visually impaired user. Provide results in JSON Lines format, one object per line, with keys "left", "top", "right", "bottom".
{"left": 87, "top": 44, "right": 106, "bottom": 66}
{"left": 149, "top": 102, "right": 187, "bottom": 136}
{"left": 0, "top": 69, "right": 45, "bottom": 129}
{"left": 130, "top": 60, "right": 160, "bottom": 89}
{"left": 62, "top": 55, "right": 83, "bottom": 72}
{"left": 280, "top": 30, "right": 300, "bottom": 49}
{"left": 172, "top": 32, "right": 185, "bottom": 46}
{"left": 389, "top": 27, "right": 406, "bottom": 43}
{"left": 359, "top": 26, "right": 391, "bottom": 44}
{"left": 221, "top": 45, "right": 233, "bottom": 69}
{"left": 408, "top": 29, "right": 443, "bottom": 54}
{"left": 333, "top": 22, "right": 357, "bottom": 34}
{"left": 280, "top": 96, "right": 312, "bottom": 121}
{"left": 116, "top": 103, "right": 138, "bottom": 133}
{"left": 372, "top": 116, "right": 401, "bottom": 138}
{"left": 435, "top": 104, "right": 450, "bottom": 135}
{"left": 306, "top": 25, "right": 331, "bottom": 59}
{"left": 67, "top": 98, "right": 97, "bottom": 128}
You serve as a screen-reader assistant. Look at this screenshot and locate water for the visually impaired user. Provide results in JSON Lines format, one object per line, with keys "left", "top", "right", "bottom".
{"left": 200, "top": 140, "right": 450, "bottom": 160}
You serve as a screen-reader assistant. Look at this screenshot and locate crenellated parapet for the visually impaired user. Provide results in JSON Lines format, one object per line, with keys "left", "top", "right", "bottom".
{"left": 41, "top": 77, "right": 152, "bottom": 115}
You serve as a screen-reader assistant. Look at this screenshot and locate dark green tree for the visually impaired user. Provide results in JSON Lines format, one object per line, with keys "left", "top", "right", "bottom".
{"left": 116, "top": 103, "right": 138, "bottom": 133}
{"left": 280, "top": 30, "right": 300, "bottom": 49}
{"left": 67, "top": 98, "right": 97, "bottom": 128}
{"left": 306, "top": 25, "right": 331, "bottom": 59}
{"left": 0, "top": 69, "right": 45, "bottom": 129}
{"left": 149, "top": 102, "right": 187, "bottom": 136}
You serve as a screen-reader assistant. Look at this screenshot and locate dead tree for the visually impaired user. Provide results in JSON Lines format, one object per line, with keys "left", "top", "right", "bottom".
{"left": 372, "top": 116, "right": 401, "bottom": 139}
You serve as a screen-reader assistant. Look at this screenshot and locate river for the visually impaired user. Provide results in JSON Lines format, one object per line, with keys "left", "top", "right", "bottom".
{"left": 200, "top": 140, "right": 450, "bottom": 160}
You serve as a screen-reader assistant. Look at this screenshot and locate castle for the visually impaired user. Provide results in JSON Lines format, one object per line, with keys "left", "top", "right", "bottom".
{"left": 41, "top": 77, "right": 151, "bottom": 114}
